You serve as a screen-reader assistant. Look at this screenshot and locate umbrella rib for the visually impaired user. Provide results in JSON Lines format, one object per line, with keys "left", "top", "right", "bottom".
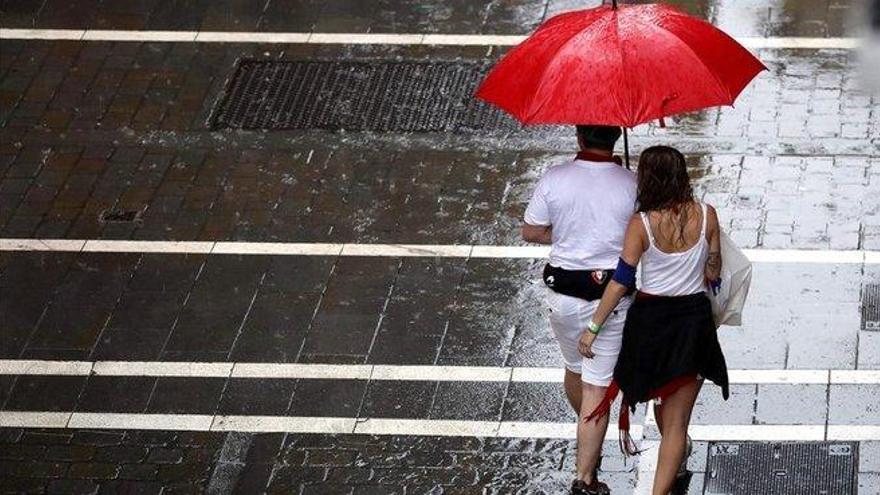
{"left": 610, "top": 9, "right": 633, "bottom": 127}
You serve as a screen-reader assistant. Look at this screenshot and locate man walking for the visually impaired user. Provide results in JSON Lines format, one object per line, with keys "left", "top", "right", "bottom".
{"left": 522, "top": 125, "right": 636, "bottom": 495}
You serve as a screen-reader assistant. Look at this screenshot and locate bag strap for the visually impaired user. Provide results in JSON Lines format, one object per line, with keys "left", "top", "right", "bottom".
{"left": 639, "top": 212, "right": 656, "bottom": 247}
{"left": 700, "top": 203, "right": 709, "bottom": 240}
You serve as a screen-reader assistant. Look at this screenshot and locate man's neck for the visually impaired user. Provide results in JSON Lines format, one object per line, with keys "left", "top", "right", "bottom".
{"left": 580, "top": 147, "right": 613, "bottom": 158}
{"left": 576, "top": 148, "right": 621, "bottom": 165}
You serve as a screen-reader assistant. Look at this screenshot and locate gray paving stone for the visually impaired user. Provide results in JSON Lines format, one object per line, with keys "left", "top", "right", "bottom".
{"left": 829, "top": 385, "right": 880, "bottom": 425}
{"left": 859, "top": 472, "right": 880, "bottom": 494}
{"left": 858, "top": 332, "right": 880, "bottom": 370}
{"left": 755, "top": 384, "right": 828, "bottom": 425}
{"left": 691, "top": 384, "right": 756, "bottom": 425}
{"left": 861, "top": 441, "right": 880, "bottom": 473}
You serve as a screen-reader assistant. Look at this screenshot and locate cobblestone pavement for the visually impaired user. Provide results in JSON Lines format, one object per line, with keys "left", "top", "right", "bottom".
{"left": 0, "top": 41, "right": 877, "bottom": 248}
{"left": 0, "top": 430, "right": 878, "bottom": 494}
{"left": 2, "top": 0, "right": 880, "bottom": 493}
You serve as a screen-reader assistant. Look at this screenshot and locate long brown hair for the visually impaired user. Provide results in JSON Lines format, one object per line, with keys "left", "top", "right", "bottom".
{"left": 636, "top": 146, "right": 695, "bottom": 247}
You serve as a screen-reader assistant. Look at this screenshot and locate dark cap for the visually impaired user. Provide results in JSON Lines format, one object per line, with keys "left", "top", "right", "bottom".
{"left": 576, "top": 125, "right": 623, "bottom": 151}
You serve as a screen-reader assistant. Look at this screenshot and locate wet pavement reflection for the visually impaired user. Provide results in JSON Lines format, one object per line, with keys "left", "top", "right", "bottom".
{"left": 0, "top": 0, "right": 865, "bottom": 37}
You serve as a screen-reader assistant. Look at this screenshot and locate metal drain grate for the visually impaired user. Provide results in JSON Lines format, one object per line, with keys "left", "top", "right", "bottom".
{"left": 704, "top": 442, "right": 857, "bottom": 495}
{"left": 99, "top": 209, "right": 143, "bottom": 225}
{"left": 211, "top": 60, "right": 515, "bottom": 132}
{"left": 862, "top": 283, "right": 880, "bottom": 331}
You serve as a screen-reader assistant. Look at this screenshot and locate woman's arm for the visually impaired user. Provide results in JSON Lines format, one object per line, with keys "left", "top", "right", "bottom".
{"left": 705, "top": 205, "right": 722, "bottom": 283}
{"left": 578, "top": 215, "right": 647, "bottom": 358}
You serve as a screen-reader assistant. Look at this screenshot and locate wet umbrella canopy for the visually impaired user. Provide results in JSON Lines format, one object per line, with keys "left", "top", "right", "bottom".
{"left": 476, "top": 1, "right": 767, "bottom": 163}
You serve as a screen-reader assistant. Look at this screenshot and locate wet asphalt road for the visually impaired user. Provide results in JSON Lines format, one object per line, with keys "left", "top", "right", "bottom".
{"left": 1, "top": 0, "right": 879, "bottom": 494}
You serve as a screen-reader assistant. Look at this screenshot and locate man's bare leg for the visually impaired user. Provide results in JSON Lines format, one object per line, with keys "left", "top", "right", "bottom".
{"left": 576, "top": 382, "right": 610, "bottom": 483}
{"left": 564, "top": 369, "right": 584, "bottom": 413}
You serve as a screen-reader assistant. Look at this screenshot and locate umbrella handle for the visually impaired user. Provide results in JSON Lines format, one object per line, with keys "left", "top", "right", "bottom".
{"left": 623, "top": 127, "right": 630, "bottom": 169}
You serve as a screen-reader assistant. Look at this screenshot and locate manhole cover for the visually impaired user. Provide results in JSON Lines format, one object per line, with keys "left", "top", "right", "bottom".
{"left": 211, "top": 60, "right": 516, "bottom": 132}
{"left": 99, "top": 209, "right": 143, "bottom": 225}
{"left": 704, "top": 442, "right": 857, "bottom": 495}
{"left": 862, "top": 283, "right": 880, "bottom": 331}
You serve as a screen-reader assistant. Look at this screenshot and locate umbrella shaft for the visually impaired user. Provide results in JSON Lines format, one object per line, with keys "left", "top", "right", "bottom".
{"left": 611, "top": 0, "right": 618, "bottom": 9}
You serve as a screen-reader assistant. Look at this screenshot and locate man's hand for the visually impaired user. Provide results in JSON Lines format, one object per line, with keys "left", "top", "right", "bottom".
{"left": 578, "top": 331, "right": 597, "bottom": 358}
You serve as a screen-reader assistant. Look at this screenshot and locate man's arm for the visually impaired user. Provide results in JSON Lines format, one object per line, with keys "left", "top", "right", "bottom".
{"left": 522, "top": 223, "right": 552, "bottom": 245}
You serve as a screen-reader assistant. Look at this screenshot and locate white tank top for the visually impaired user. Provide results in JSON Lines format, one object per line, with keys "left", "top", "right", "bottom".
{"left": 639, "top": 203, "right": 710, "bottom": 296}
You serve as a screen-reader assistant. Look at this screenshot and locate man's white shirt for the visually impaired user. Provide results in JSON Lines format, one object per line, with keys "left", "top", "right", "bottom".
{"left": 524, "top": 159, "right": 637, "bottom": 270}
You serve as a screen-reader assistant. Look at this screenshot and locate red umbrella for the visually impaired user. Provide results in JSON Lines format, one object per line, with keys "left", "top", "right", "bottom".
{"left": 476, "top": 1, "right": 766, "bottom": 163}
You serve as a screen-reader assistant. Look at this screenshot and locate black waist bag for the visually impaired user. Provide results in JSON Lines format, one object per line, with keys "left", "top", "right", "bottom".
{"left": 543, "top": 264, "right": 615, "bottom": 302}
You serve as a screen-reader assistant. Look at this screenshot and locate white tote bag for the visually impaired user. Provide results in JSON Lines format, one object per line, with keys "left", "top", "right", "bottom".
{"left": 709, "top": 231, "right": 753, "bottom": 327}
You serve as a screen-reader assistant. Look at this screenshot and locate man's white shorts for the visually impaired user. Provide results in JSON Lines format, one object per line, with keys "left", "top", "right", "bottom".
{"left": 547, "top": 290, "right": 631, "bottom": 387}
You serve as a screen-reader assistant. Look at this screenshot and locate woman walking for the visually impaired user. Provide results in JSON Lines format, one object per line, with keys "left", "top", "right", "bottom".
{"left": 578, "top": 146, "right": 729, "bottom": 494}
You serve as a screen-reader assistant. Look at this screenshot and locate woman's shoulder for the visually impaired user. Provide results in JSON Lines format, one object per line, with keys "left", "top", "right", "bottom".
{"left": 700, "top": 202, "right": 718, "bottom": 217}
{"left": 627, "top": 213, "right": 648, "bottom": 232}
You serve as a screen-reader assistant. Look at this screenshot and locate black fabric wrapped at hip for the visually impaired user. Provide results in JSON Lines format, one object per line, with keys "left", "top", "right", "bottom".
{"left": 613, "top": 292, "right": 730, "bottom": 410}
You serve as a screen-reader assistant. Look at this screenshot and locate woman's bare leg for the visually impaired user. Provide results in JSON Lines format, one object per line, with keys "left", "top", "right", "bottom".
{"left": 652, "top": 380, "right": 702, "bottom": 495}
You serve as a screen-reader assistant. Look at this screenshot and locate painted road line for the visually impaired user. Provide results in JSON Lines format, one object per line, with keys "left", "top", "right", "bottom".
{"left": 510, "top": 367, "right": 563, "bottom": 383}
{"left": 354, "top": 418, "right": 500, "bottom": 437}
{"left": 0, "top": 28, "right": 861, "bottom": 50}
{"left": 827, "top": 425, "right": 880, "bottom": 441}
{"left": 0, "top": 360, "right": 93, "bottom": 376}
{"left": 0, "top": 238, "right": 85, "bottom": 251}
{"left": 2, "top": 361, "right": 877, "bottom": 385}
{"left": 340, "top": 244, "right": 473, "bottom": 258}
{"left": 212, "top": 415, "right": 356, "bottom": 434}
{"left": 211, "top": 241, "right": 343, "bottom": 256}
{"left": 831, "top": 370, "right": 880, "bottom": 384}
{"left": 0, "top": 411, "right": 71, "bottom": 428}
{"left": 82, "top": 240, "right": 214, "bottom": 254}
{"left": 743, "top": 248, "right": 865, "bottom": 264}
{"left": 67, "top": 412, "right": 214, "bottom": 431}
{"left": 308, "top": 32, "right": 425, "bottom": 45}
{"left": 0, "top": 412, "right": 872, "bottom": 441}
{"left": 230, "top": 363, "right": 373, "bottom": 380}
{"left": 0, "top": 28, "right": 84, "bottom": 40}
{"left": 737, "top": 36, "right": 860, "bottom": 50}
{"left": 369, "top": 365, "right": 512, "bottom": 382}
{"left": 421, "top": 33, "right": 526, "bottom": 46}
{"left": 469, "top": 245, "right": 552, "bottom": 259}
{"left": 727, "top": 369, "right": 829, "bottom": 384}
{"left": 687, "top": 425, "right": 826, "bottom": 441}
{"left": 3, "top": 238, "right": 876, "bottom": 264}
{"left": 195, "top": 31, "right": 310, "bottom": 43}
{"left": 82, "top": 29, "right": 198, "bottom": 42}
{"left": 91, "top": 361, "right": 233, "bottom": 377}
{"left": 498, "top": 422, "right": 644, "bottom": 440}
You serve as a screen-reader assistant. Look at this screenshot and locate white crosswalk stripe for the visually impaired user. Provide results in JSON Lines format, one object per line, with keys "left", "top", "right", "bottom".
{"left": 0, "top": 411, "right": 875, "bottom": 441}
{"left": 0, "top": 28, "right": 862, "bottom": 49}
{"left": 1, "top": 238, "right": 877, "bottom": 264}
{"left": 1, "top": 360, "right": 876, "bottom": 384}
